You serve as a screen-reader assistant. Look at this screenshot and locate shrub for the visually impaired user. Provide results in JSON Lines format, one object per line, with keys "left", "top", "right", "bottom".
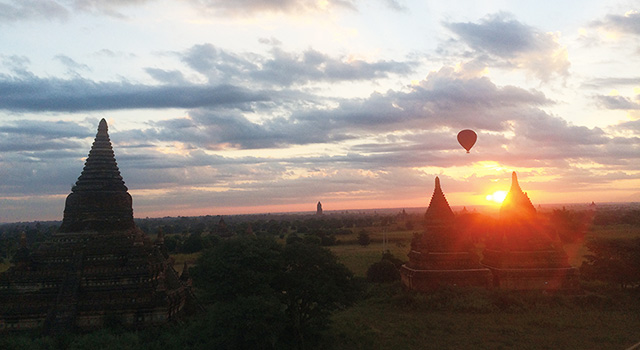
{"left": 366, "top": 260, "right": 400, "bottom": 283}
{"left": 357, "top": 230, "right": 371, "bottom": 246}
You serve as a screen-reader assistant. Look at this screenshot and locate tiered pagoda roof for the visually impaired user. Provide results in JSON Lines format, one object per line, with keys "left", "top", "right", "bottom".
{"left": 424, "top": 177, "right": 455, "bottom": 226}
{"left": 59, "top": 118, "right": 134, "bottom": 233}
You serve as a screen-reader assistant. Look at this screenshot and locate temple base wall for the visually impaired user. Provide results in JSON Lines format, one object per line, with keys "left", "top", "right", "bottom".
{"left": 400, "top": 265, "right": 493, "bottom": 291}
{"left": 483, "top": 266, "right": 581, "bottom": 292}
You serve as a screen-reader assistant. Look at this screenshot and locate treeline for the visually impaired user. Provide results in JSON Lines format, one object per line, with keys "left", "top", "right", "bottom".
{"left": 0, "top": 221, "right": 58, "bottom": 265}
{"left": 135, "top": 211, "right": 419, "bottom": 254}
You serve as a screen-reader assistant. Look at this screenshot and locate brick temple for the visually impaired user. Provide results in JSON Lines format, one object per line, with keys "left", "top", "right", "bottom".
{"left": 400, "top": 177, "right": 492, "bottom": 290}
{"left": 0, "top": 119, "right": 195, "bottom": 333}
{"left": 481, "top": 172, "right": 580, "bottom": 291}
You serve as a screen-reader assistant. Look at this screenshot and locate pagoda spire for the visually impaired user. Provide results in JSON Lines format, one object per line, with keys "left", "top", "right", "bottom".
{"left": 500, "top": 171, "right": 536, "bottom": 219}
{"left": 59, "top": 119, "right": 135, "bottom": 232}
{"left": 425, "top": 176, "right": 455, "bottom": 225}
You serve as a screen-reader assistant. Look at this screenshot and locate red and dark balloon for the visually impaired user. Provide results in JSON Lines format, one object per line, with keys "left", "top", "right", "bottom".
{"left": 457, "top": 129, "right": 477, "bottom": 153}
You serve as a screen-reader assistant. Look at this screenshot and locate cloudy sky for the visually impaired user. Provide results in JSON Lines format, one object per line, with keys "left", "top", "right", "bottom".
{"left": 1, "top": 0, "right": 639, "bottom": 222}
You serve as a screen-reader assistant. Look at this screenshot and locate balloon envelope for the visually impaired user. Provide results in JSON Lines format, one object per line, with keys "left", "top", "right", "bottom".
{"left": 457, "top": 129, "right": 477, "bottom": 153}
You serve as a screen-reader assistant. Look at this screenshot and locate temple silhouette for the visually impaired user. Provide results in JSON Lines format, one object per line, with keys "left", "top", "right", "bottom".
{"left": 0, "top": 119, "right": 195, "bottom": 333}
{"left": 400, "top": 177, "right": 492, "bottom": 290}
{"left": 402, "top": 173, "right": 579, "bottom": 292}
{"left": 481, "top": 172, "right": 580, "bottom": 291}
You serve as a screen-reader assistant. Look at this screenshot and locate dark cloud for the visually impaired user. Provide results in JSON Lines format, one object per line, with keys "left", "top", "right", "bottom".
{"left": 444, "top": 13, "right": 570, "bottom": 81}
{"left": 0, "top": 138, "right": 84, "bottom": 152}
{"left": 0, "top": 75, "right": 270, "bottom": 112}
{"left": 144, "top": 68, "right": 187, "bottom": 84}
{"left": 593, "top": 11, "right": 640, "bottom": 35}
{"left": 595, "top": 95, "right": 640, "bottom": 110}
{"left": 0, "top": 119, "right": 91, "bottom": 138}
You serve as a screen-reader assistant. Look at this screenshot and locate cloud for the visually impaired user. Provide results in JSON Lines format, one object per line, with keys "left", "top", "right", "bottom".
{"left": 144, "top": 68, "right": 187, "bottom": 85}
{"left": 444, "top": 13, "right": 570, "bottom": 81}
{"left": 382, "top": 0, "right": 406, "bottom": 11}
{"left": 187, "top": 0, "right": 356, "bottom": 16}
{"left": 593, "top": 10, "right": 640, "bottom": 36}
{"left": 181, "top": 44, "right": 416, "bottom": 86}
{"left": 117, "top": 66, "right": 551, "bottom": 152}
{"left": 583, "top": 76, "right": 640, "bottom": 89}
{"left": 0, "top": 0, "right": 69, "bottom": 22}
{"left": 71, "top": 0, "right": 152, "bottom": 18}
{"left": 0, "top": 75, "right": 271, "bottom": 112}
{"left": 0, "top": 119, "right": 92, "bottom": 138}
{"left": 595, "top": 94, "right": 640, "bottom": 110}
{"left": 54, "top": 55, "right": 91, "bottom": 77}
{"left": 615, "top": 119, "right": 640, "bottom": 134}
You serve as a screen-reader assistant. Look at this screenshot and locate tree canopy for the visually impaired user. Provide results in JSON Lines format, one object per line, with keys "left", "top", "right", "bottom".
{"left": 190, "top": 237, "right": 359, "bottom": 349}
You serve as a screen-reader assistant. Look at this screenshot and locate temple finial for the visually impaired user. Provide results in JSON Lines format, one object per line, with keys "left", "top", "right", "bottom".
{"left": 435, "top": 176, "right": 441, "bottom": 190}
{"left": 98, "top": 118, "right": 108, "bottom": 134}
{"left": 510, "top": 171, "right": 522, "bottom": 192}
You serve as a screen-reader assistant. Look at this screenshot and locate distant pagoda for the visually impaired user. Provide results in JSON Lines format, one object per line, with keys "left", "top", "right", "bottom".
{"left": 316, "top": 201, "right": 323, "bottom": 215}
{"left": 481, "top": 172, "right": 580, "bottom": 291}
{"left": 400, "top": 177, "right": 492, "bottom": 290}
{"left": 0, "top": 119, "right": 195, "bottom": 333}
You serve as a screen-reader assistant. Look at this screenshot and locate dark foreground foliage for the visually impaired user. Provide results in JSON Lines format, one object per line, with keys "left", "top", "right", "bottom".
{"left": 190, "top": 236, "right": 360, "bottom": 349}
{"left": 581, "top": 237, "right": 640, "bottom": 289}
{"left": 3, "top": 281, "right": 640, "bottom": 350}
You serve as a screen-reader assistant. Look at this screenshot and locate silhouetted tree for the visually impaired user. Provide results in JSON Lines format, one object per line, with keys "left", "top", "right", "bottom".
{"left": 581, "top": 238, "right": 640, "bottom": 289}
{"left": 357, "top": 230, "right": 371, "bottom": 246}
{"left": 366, "top": 259, "right": 400, "bottom": 283}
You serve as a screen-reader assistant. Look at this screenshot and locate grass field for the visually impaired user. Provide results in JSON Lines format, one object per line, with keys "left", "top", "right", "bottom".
{"left": 329, "top": 288, "right": 640, "bottom": 350}
{"left": 326, "top": 224, "right": 640, "bottom": 350}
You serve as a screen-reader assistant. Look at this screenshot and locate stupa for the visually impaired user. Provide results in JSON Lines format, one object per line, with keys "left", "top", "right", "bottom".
{"left": 481, "top": 172, "right": 580, "bottom": 291}
{"left": 0, "top": 119, "right": 194, "bottom": 333}
{"left": 400, "top": 177, "right": 492, "bottom": 290}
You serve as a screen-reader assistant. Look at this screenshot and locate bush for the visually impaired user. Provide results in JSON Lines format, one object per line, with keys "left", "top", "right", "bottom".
{"left": 366, "top": 260, "right": 400, "bottom": 283}
{"left": 321, "top": 234, "right": 337, "bottom": 246}
{"left": 357, "top": 230, "right": 371, "bottom": 246}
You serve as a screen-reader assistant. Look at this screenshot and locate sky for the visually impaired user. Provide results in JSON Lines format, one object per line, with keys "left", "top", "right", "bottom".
{"left": 1, "top": 0, "right": 639, "bottom": 222}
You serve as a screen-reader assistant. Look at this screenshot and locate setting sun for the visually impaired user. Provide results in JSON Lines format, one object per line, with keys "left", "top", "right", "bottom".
{"left": 486, "top": 190, "right": 508, "bottom": 204}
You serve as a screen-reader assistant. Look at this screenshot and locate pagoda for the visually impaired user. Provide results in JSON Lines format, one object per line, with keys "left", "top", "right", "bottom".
{"left": 481, "top": 172, "right": 580, "bottom": 291}
{"left": 400, "top": 177, "right": 492, "bottom": 290}
{"left": 0, "top": 119, "right": 195, "bottom": 333}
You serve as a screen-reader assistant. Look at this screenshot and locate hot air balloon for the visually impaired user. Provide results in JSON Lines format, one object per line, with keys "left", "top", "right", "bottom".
{"left": 457, "top": 129, "right": 477, "bottom": 153}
